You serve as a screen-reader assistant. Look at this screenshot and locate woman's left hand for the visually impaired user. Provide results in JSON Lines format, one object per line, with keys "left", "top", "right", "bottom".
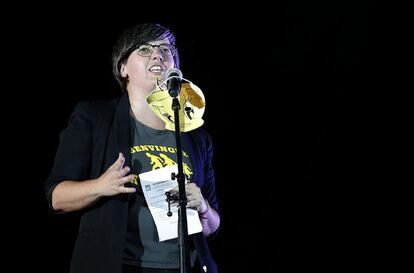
{"left": 169, "top": 183, "right": 205, "bottom": 212}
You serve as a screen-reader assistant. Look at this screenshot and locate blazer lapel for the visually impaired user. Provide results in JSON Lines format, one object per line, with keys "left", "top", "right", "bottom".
{"left": 114, "top": 93, "right": 133, "bottom": 168}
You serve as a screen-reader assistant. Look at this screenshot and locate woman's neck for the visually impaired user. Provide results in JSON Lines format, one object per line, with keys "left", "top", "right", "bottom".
{"left": 129, "top": 93, "right": 165, "bottom": 130}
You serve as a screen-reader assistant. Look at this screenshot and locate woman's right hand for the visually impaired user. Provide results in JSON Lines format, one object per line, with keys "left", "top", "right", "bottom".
{"left": 96, "top": 153, "right": 136, "bottom": 196}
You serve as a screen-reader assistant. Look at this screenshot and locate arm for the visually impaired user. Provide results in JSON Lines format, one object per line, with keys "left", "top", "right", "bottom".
{"left": 197, "top": 197, "right": 220, "bottom": 236}
{"left": 171, "top": 183, "right": 220, "bottom": 236}
{"left": 198, "top": 131, "right": 221, "bottom": 236}
{"left": 52, "top": 179, "right": 101, "bottom": 212}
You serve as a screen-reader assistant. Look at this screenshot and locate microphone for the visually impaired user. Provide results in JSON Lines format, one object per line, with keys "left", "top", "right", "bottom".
{"left": 166, "top": 68, "right": 183, "bottom": 97}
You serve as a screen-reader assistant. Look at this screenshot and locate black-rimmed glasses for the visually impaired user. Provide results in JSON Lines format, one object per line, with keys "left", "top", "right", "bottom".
{"left": 134, "top": 43, "right": 177, "bottom": 57}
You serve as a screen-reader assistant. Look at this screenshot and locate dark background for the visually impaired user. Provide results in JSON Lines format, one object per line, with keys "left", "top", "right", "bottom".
{"left": 5, "top": 1, "right": 393, "bottom": 272}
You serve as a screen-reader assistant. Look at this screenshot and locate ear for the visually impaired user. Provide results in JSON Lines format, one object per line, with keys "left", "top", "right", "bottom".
{"left": 120, "top": 64, "right": 128, "bottom": 78}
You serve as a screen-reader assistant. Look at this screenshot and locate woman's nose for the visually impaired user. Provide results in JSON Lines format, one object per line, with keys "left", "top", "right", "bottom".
{"left": 151, "top": 47, "right": 164, "bottom": 61}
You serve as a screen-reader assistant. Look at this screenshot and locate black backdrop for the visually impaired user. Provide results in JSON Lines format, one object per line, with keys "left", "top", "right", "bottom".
{"left": 4, "top": 2, "right": 388, "bottom": 272}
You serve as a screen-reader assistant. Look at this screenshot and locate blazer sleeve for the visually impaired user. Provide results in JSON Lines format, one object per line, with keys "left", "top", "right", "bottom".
{"left": 44, "top": 101, "right": 93, "bottom": 211}
{"left": 201, "top": 130, "right": 219, "bottom": 214}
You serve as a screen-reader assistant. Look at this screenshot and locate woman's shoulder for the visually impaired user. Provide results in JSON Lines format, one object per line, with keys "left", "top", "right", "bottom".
{"left": 69, "top": 97, "right": 121, "bottom": 125}
{"left": 186, "top": 127, "right": 213, "bottom": 145}
{"left": 72, "top": 97, "right": 120, "bottom": 115}
{"left": 76, "top": 97, "right": 120, "bottom": 110}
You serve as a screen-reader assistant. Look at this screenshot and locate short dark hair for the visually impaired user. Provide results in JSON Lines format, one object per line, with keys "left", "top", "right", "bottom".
{"left": 112, "top": 23, "right": 180, "bottom": 91}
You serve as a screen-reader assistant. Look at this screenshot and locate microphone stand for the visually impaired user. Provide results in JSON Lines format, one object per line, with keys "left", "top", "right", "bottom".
{"left": 168, "top": 92, "right": 191, "bottom": 273}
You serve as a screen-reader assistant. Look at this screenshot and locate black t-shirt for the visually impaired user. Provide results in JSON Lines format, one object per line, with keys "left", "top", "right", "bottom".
{"left": 123, "top": 118, "right": 195, "bottom": 268}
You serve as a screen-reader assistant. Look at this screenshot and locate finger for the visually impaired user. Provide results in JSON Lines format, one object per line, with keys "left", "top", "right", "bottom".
{"left": 185, "top": 182, "right": 196, "bottom": 189}
{"left": 186, "top": 200, "right": 198, "bottom": 209}
{"left": 122, "top": 186, "right": 136, "bottom": 193}
{"left": 186, "top": 196, "right": 195, "bottom": 204}
{"left": 186, "top": 186, "right": 201, "bottom": 198}
{"left": 112, "top": 153, "right": 125, "bottom": 170}
{"left": 169, "top": 186, "right": 179, "bottom": 194}
{"left": 185, "top": 183, "right": 200, "bottom": 194}
{"left": 120, "top": 174, "right": 136, "bottom": 185}
{"left": 119, "top": 166, "right": 130, "bottom": 177}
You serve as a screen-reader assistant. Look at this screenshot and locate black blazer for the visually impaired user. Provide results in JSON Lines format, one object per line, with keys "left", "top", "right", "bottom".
{"left": 44, "top": 93, "right": 219, "bottom": 273}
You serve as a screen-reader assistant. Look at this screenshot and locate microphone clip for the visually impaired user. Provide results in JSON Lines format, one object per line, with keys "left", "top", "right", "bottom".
{"left": 165, "top": 191, "right": 179, "bottom": 217}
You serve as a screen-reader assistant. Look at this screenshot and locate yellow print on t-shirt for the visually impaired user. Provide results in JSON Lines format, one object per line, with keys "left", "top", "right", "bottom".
{"left": 131, "top": 145, "right": 189, "bottom": 158}
{"left": 144, "top": 152, "right": 193, "bottom": 179}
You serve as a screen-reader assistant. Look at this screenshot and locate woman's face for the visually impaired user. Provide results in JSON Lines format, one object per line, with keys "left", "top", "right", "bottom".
{"left": 121, "top": 39, "right": 175, "bottom": 93}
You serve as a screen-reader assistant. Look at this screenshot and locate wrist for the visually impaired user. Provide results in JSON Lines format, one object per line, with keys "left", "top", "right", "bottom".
{"left": 198, "top": 198, "right": 210, "bottom": 219}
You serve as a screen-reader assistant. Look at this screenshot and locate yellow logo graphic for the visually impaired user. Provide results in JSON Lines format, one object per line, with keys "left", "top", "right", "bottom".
{"left": 145, "top": 152, "right": 164, "bottom": 169}
{"left": 130, "top": 175, "right": 139, "bottom": 186}
{"left": 145, "top": 152, "right": 193, "bottom": 179}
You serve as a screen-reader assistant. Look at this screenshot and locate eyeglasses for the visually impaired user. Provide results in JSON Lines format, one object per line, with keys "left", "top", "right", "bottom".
{"left": 134, "top": 43, "right": 177, "bottom": 57}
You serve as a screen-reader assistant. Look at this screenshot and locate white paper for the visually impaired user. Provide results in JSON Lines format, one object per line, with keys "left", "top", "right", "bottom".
{"left": 139, "top": 165, "right": 203, "bottom": 241}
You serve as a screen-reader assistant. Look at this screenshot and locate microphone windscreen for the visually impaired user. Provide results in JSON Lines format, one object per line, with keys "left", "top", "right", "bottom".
{"left": 166, "top": 68, "right": 183, "bottom": 79}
